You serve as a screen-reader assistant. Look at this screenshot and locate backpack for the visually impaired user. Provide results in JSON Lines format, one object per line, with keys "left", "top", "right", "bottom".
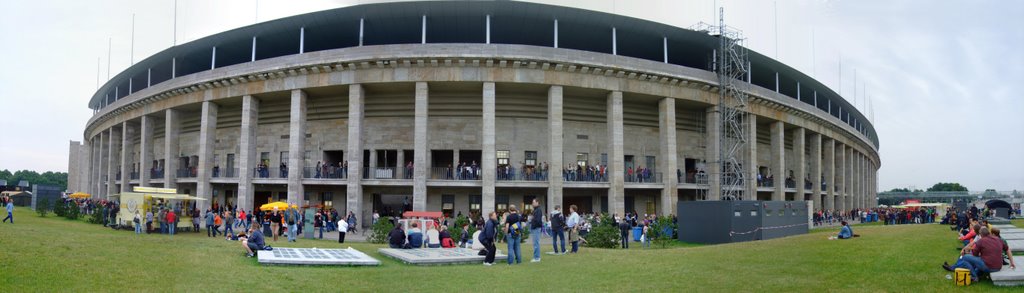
{"left": 552, "top": 213, "right": 565, "bottom": 230}
{"left": 509, "top": 222, "right": 523, "bottom": 238}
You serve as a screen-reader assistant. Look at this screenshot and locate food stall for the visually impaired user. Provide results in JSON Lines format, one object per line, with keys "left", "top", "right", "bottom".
{"left": 114, "top": 187, "right": 207, "bottom": 229}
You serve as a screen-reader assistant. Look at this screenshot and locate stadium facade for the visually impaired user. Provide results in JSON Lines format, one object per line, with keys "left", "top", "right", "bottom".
{"left": 67, "top": 1, "right": 880, "bottom": 225}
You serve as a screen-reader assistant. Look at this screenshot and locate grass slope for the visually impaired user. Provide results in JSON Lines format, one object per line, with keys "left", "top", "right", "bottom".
{"left": 1, "top": 209, "right": 1020, "bottom": 292}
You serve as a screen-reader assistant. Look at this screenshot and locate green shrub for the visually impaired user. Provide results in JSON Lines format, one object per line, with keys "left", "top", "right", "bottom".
{"left": 584, "top": 214, "right": 621, "bottom": 249}
{"left": 36, "top": 198, "right": 50, "bottom": 217}
{"left": 64, "top": 202, "right": 80, "bottom": 220}
{"left": 53, "top": 200, "right": 66, "bottom": 217}
{"left": 649, "top": 216, "right": 677, "bottom": 248}
{"left": 449, "top": 215, "right": 476, "bottom": 243}
{"left": 368, "top": 218, "right": 394, "bottom": 244}
{"left": 88, "top": 207, "right": 105, "bottom": 224}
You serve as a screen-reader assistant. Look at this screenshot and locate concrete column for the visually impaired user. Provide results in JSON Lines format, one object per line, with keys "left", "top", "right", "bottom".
{"left": 548, "top": 86, "right": 564, "bottom": 214}
{"left": 809, "top": 133, "right": 821, "bottom": 210}
{"left": 164, "top": 109, "right": 180, "bottom": 189}
{"left": 368, "top": 149, "right": 377, "bottom": 178}
{"left": 771, "top": 121, "right": 785, "bottom": 201}
{"left": 835, "top": 142, "right": 843, "bottom": 213}
{"left": 481, "top": 82, "right": 497, "bottom": 216}
{"left": 452, "top": 150, "right": 460, "bottom": 171}
{"left": 196, "top": 100, "right": 219, "bottom": 212}
{"left": 607, "top": 91, "right": 625, "bottom": 215}
{"left": 120, "top": 121, "right": 134, "bottom": 193}
{"left": 139, "top": 115, "right": 153, "bottom": 187}
{"left": 68, "top": 141, "right": 80, "bottom": 193}
{"left": 705, "top": 106, "right": 721, "bottom": 200}
{"left": 95, "top": 134, "right": 105, "bottom": 197}
{"left": 824, "top": 138, "right": 835, "bottom": 211}
{"left": 106, "top": 127, "right": 119, "bottom": 197}
{"left": 288, "top": 89, "right": 307, "bottom": 206}
{"left": 860, "top": 154, "right": 866, "bottom": 209}
{"left": 413, "top": 82, "right": 429, "bottom": 211}
{"left": 238, "top": 95, "right": 259, "bottom": 212}
{"left": 658, "top": 97, "right": 678, "bottom": 216}
{"left": 346, "top": 84, "right": 365, "bottom": 224}
{"left": 396, "top": 150, "right": 405, "bottom": 178}
{"left": 744, "top": 115, "right": 757, "bottom": 200}
{"left": 793, "top": 128, "right": 806, "bottom": 201}
{"left": 847, "top": 146, "right": 854, "bottom": 210}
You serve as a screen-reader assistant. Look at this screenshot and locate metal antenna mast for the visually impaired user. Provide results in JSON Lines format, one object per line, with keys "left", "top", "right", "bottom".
{"left": 691, "top": 8, "right": 751, "bottom": 200}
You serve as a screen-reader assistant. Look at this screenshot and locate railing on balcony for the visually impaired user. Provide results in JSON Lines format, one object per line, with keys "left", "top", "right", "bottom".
{"left": 212, "top": 168, "right": 238, "bottom": 178}
{"left": 430, "top": 167, "right": 480, "bottom": 180}
{"left": 129, "top": 172, "right": 139, "bottom": 180}
{"left": 177, "top": 168, "right": 197, "bottom": 178}
{"left": 304, "top": 167, "right": 347, "bottom": 179}
{"left": 364, "top": 167, "right": 397, "bottom": 179}
{"left": 496, "top": 167, "right": 546, "bottom": 181}
{"left": 757, "top": 178, "right": 774, "bottom": 187}
{"left": 151, "top": 169, "right": 164, "bottom": 179}
{"left": 253, "top": 167, "right": 283, "bottom": 179}
{"left": 562, "top": 169, "right": 608, "bottom": 183}
{"left": 625, "top": 172, "right": 662, "bottom": 184}
{"left": 115, "top": 172, "right": 122, "bottom": 180}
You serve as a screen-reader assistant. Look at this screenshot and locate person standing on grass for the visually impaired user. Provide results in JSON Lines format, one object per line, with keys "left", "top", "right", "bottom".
{"left": 505, "top": 205, "right": 523, "bottom": 265}
{"left": 205, "top": 209, "right": 216, "bottom": 237}
{"left": 166, "top": 209, "right": 177, "bottom": 236}
{"left": 157, "top": 208, "right": 166, "bottom": 234}
{"left": 529, "top": 199, "right": 544, "bottom": 262}
{"left": 567, "top": 205, "right": 581, "bottom": 253}
{"left": 223, "top": 211, "right": 235, "bottom": 240}
{"left": 269, "top": 208, "right": 282, "bottom": 242}
{"left": 133, "top": 211, "right": 142, "bottom": 234}
{"left": 482, "top": 211, "right": 498, "bottom": 266}
{"left": 618, "top": 216, "right": 630, "bottom": 249}
{"left": 145, "top": 209, "right": 153, "bottom": 234}
{"left": 551, "top": 205, "right": 567, "bottom": 255}
{"left": 641, "top": 223, "right": 651, "bottom": 248}
{"left": 3, "top": 197, "right": 14, "bottom": 223}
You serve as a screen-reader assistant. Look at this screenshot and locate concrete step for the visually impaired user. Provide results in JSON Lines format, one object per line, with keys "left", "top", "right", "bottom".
{"left": 991, "top": 268, "right": 1024, "bottom": 287}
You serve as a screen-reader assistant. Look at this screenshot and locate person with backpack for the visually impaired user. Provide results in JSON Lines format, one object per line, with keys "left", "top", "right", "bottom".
{"left": 482, "top": 211, "right": 498, "bottom": 266}
{"left": 285, "top": 205, "right": 298, "bottom": 242}
{"left": 505, "top": 205, "right": 523, "bottom": 265}
{"left": 529, "top": 199, "right": 544, "bottom": 262}
{"left": 551, "top": 205, "right": 566, "bottom": 255}
{"left": 133, "top": 211, "right": 142, "bottom": 234}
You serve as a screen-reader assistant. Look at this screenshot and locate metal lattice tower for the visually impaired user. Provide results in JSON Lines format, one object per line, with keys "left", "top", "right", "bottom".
{"left": 691, "top": 8, "right": 751, "bottom": 201}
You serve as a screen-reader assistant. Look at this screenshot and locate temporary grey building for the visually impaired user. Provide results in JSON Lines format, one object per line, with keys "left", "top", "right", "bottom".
{"left": 678, "top": 201, "right": 808, "bottom": 244}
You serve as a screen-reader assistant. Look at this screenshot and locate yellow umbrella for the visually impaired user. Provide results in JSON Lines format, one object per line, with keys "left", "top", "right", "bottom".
{"left": 69, "top": 192, "right": 91, "bottom": 199}
{"left": 260, "top": 201, "right": 289, "bottom": 211}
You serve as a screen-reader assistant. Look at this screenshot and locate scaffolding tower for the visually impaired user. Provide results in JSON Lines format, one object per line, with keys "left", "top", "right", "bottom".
{"left": 690, "top": 8, "right": 751, "bottom": 201}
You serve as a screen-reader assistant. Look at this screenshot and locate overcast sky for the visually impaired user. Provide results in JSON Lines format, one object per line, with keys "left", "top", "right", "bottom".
{"left": 0, "top": 0, "right": 1021, "bottom": 192}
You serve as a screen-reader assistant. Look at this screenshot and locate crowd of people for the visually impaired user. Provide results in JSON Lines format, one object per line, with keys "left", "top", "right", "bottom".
{"left": 941, "top": 206, "right": 1016, "bottom": 283}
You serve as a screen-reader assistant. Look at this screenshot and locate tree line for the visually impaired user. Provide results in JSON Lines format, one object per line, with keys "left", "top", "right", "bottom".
{"left": 0, "top": 169, "right": 68, "bottom": 191}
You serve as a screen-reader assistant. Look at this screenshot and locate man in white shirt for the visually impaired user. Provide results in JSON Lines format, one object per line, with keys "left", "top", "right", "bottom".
{"left": 567, "top": 205, "right": 581, "bottom": 253}
{"left": 337, "top": 218, "right": 349, "bottom": 244}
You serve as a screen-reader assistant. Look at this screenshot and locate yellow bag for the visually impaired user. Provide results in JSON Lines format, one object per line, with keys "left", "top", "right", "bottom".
{"left": 954, "top": 268, "right": 971, "bottom": 286}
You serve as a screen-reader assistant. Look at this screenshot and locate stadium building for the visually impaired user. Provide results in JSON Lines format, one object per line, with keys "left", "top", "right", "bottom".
{"left": 67, "top": 1, "right": 880, "bottom": 225}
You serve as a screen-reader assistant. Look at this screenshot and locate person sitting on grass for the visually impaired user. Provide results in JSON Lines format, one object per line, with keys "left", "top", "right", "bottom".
{"left": 388, "top": 224, "right": 406, "bottom": 249}
{"left": 837, "top": 221, "right": 859, "bottom": 239}
{"left": 944, "top": 227, "right": 1016, "bottom": 282}
{"left": 243, "top": 225, "right": 266, "bottom": 258}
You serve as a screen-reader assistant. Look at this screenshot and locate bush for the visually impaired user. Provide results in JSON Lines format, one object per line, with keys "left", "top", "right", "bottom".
{"left": 368, "top": 218, "right": 394, "bottom": 244}
{"left": 584, "top": 214, "right": 621, "bottom": 249}
{"left": 53, "top": 200, "right": 66, "bottom": 217}
{"left": 649, "top": 216, "right": 677, "bottom": 248}
{"left": 88, "top": 207, "right": 105, "bottom": 224}
{"left": 36, "top": 198, "right": 50, "bottom": 217}
{"left": 64, "top": 202, "right": 80, "bottom": 220}
{"left": 449, "top": 215, "right": 476, "bottom": 243}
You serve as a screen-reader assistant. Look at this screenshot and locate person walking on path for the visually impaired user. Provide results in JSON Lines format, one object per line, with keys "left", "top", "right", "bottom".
{"left": 223, "top": 211, "right": 235, "bottom": 239}
{"left": 505, "top": 205, "right": 523, "bottom": 265}
{"left": 3, "top": 197, "right": 14, "bottom": 223}
{"left": 529, "top": 199, "right": 544, "bottom": 262}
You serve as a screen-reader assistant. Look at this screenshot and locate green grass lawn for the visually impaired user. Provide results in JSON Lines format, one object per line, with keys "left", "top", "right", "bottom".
{"left": 1, "top": 209, "right": 1020, "bottom": 292}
